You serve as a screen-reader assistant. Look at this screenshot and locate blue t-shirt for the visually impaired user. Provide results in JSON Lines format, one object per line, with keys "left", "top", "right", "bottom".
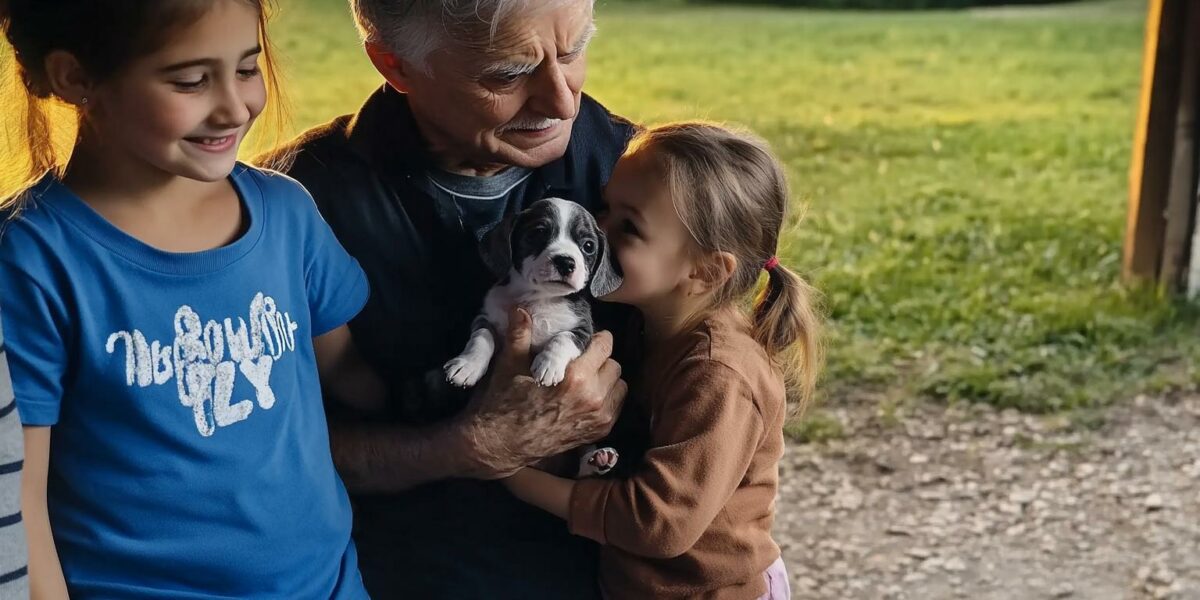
{"left": 0, "top": 165, "right": 370, "bottom": 599}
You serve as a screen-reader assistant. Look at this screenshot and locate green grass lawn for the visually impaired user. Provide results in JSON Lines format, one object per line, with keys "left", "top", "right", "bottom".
{"left": 268, "top": 0, "right": 1198, "bottom": 420}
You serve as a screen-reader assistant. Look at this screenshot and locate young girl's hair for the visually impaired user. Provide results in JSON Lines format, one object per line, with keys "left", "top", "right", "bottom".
{"left": 0, "top": 0, "right": 288, "bottom": 207}
{"left": 628, "top": 121, "right": 823, "bottom": 411}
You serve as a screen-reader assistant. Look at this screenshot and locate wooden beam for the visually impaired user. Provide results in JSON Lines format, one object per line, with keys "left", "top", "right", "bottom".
{"left": 1159, "top": 1, "right": 1200, "bottom": 291}
{"left": 1188, "top": 191, "right": 1200, "bottom": 298}
{"left": 1124, "top": 0, "right": 1186, "bottom": 283}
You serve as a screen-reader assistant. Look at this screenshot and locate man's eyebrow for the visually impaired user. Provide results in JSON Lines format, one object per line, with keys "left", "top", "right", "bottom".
{"left": 480, "top": 59, "right": 538, "bottom": 78}
{"left": 159, "top": 46, "right": 262, "bottom": 73}
{"left": 478, "top": 20, "right": 595, "bottom": 76}
{"left": 562, "top": 22, "right": 597, "bottom": 57}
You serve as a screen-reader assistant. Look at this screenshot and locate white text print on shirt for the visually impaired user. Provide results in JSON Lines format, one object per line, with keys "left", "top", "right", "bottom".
{"left": 104, "top": 292, "right": 299, "bottom": 436}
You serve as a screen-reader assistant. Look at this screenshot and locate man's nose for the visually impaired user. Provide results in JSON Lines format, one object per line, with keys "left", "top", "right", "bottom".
{"left": 552, "top": 255, "right": 576, "bottom": 276}
{"left": 528, "top": 60, "right": 577, "bottom": 121}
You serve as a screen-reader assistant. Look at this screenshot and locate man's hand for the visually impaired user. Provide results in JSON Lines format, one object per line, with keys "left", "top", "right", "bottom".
{"left": 458, "top": 308, "right": 627, "bottom": 479}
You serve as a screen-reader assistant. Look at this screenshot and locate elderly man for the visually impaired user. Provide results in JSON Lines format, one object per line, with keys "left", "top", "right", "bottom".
{"left": 272, "top": 0, "right": 635, "bottom": 597}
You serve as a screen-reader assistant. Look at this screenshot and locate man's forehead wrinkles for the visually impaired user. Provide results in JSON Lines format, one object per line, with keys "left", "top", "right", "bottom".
{"left": 467, "top": 13, "right": 595, "bottom": 66}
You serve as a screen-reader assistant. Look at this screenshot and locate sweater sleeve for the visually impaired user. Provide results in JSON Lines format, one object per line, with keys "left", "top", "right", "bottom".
{"left": 567, "top": 359, "right": 764, "bottom": 559}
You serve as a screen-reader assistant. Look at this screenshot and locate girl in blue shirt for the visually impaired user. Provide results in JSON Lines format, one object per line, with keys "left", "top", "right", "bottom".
{"left": 0, "top": 1, "right": 378, "bottom": 597}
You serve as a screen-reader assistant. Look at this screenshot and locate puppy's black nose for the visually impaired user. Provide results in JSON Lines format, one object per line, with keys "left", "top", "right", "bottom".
{"left": 552, "top": 255, "right": 576, "bottom": 276}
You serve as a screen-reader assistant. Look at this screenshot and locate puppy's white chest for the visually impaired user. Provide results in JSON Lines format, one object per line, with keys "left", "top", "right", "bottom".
{"left": 484, "top": 289, "right": 580, "bottom": 350}
{"left": 527, "top": 300, "right": 582, "bottom": 348}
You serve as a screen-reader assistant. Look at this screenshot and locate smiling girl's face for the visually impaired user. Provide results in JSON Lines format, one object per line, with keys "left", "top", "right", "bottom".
{"left": 82, "top": 0, "right": 266, "bottom": 183}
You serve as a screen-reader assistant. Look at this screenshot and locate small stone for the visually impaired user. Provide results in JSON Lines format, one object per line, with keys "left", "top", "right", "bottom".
{"left": 906, "top": 547, "right": 932, "bottom": 559}
{"left": 1148, "top": 567, "right": 1175, "bottom": 586}
{"left": 1074, "top": 463, "right": 1097, "bottom": 478}
{"left": 910, "top": 454, "right": 930, "bottom": 465}
{"left": 874, "top": 455, "right": 897, "bottom": 474}
{"left": 920, "top": 557, "right": 944, "bottom": 572}
{"left": 999, "top": 502, "right": 1023, "bottom": 515}
{"left": 1052, "top": 583, "right": 1075, "bottom": 598}
{"left": 1010, "top": 488, "right": 1038, "bottom": 505}
{"left": 834, "top": 486, "right": 864, "bottom": 511}
{"left": 943, "top": 557, "right": 966, "bottom": 572}
{"left": 1145, "top": 494, "right": 1165, "bottom": 511}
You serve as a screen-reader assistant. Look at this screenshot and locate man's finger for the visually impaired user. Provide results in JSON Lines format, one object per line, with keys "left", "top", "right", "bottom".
{"left": 585, "top": 379, "right": 626, "bottom": 441}
{"left": 596, "top": 357, "right": 622, "bottom": 387}
{"left": 508, "top": 307, "right": 533, "bottom": 347}
{"left": 495, "top": 308, "right": 533, "bottom": 376}
{"left": 568, "top": 330, "right": 614, "bottom": 375}
{"left": 604, "top": 378, "right": 627, "bottom": 415}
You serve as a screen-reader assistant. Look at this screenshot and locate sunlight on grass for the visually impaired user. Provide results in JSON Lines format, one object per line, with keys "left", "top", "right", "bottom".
{"left": 227, "top": 0, "right": 1200, "bottom": 412}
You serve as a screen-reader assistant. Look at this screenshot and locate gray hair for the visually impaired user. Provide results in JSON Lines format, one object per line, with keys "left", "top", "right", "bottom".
{"left": 350, "top": 0, "right": 592, "bottom": 73}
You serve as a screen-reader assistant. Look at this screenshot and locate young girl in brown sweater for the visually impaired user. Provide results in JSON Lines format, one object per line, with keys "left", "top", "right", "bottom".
{"left": 504, "top": 122, "right": 822, "bottom": 599}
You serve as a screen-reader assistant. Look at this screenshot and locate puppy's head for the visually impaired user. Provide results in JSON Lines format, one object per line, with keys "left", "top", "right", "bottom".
{"left": 481, "top": 198, "right": 622, "bottom": 298}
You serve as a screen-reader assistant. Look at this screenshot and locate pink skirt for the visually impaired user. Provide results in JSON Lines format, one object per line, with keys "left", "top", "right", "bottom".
{"left": 758, "top": 556, "right": 791, "bottom": 600}
{"left": 601, "top": 557, "right": 792, "bottom": 599}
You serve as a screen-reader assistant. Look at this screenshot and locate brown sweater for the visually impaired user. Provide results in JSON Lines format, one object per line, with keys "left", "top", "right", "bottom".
{"left": 568, "top": 308, "right": 786, "bottom": 599}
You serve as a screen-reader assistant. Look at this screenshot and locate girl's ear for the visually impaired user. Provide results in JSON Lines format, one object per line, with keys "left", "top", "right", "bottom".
{"left": 687, "top": 251, "right": 737, "bottom": 296}
{"left": 43, "top": 50, "right": 92, "bottom": 106}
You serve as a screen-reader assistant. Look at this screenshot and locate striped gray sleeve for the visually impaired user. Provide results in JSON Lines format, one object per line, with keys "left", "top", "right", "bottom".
{"left": 0, "top": 320, "right": 30, "bottom": 597}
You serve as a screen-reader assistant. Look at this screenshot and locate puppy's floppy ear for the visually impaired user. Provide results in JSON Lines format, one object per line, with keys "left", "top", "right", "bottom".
{"left": 590, "top": 228, "right": 623, "bottom": 298}
{"left": 479, "top": 215, "right": 515, "bottom": 278}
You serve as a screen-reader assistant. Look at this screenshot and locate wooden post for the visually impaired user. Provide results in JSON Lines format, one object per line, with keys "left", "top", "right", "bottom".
{"left": 1188, "top": 191, "right": 1200, "bottom": 298}
{"left": 1159, "top": 1, "right": 1200, "bottom": 291}
{"left": 1124, "top": 0, "right": 1186, "bottom": 283}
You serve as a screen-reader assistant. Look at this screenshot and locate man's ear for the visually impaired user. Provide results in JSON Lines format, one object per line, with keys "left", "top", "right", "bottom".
{"left": 687, "top": 251, "right": 737, "bottom": 296}
{"left": 365, "top": 42, "right": 419, "bottom": 94}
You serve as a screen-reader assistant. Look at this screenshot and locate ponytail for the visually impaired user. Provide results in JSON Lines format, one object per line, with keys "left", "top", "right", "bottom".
{"left": 0, "top": 2, "right": 72, "bottom": 209}
{"left": 752, "top": 262, "right": 823, "bottom": 413}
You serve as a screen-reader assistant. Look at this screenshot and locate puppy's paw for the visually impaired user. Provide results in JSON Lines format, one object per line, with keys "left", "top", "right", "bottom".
{"left": 578, "top": 446, "right": 619, "bottom": 478}
{"left": 444, "top": 354, "right": 488, "bottom": 388}
{"left": 531, "top": 350, "right": 572, "bottom": 387}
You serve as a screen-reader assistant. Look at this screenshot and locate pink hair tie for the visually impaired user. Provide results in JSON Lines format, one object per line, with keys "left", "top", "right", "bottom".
{"left": 763, "top": 256, "right": 780, "bottom": 272}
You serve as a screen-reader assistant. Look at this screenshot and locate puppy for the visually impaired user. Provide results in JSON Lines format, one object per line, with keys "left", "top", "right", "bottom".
{"left": 444, "top": 197, "right": 622, "bottom": 389}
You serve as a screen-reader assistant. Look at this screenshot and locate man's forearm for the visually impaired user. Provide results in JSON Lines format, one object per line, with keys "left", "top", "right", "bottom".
{"left": 329, "top": 418, "right": 480, "bottom": 493}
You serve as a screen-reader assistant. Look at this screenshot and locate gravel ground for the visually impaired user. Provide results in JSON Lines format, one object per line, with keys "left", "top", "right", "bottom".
{"left": 773, "top": 394, "right": 1200, "bottom": 599}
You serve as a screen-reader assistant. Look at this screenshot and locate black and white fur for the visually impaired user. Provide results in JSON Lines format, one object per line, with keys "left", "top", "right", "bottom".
{"left": 444, "top": 197, "right": 622, "bottom": 389}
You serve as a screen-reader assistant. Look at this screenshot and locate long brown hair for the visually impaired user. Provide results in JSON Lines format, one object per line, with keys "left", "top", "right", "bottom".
{"left": 0, "top": 0, "right": 289, "bottom": 208}
{"left": 629, "top": 121, "right": 823, "bottom": 412}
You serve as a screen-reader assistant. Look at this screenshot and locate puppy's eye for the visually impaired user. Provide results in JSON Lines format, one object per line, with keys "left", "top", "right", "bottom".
{"left": 581, "top": 240, "right": 597, "bottom": 255}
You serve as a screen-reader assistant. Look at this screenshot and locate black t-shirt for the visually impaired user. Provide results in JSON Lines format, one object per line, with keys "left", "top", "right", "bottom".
{"left": 276, "top": 84, "right": 636, "bottom": 599}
